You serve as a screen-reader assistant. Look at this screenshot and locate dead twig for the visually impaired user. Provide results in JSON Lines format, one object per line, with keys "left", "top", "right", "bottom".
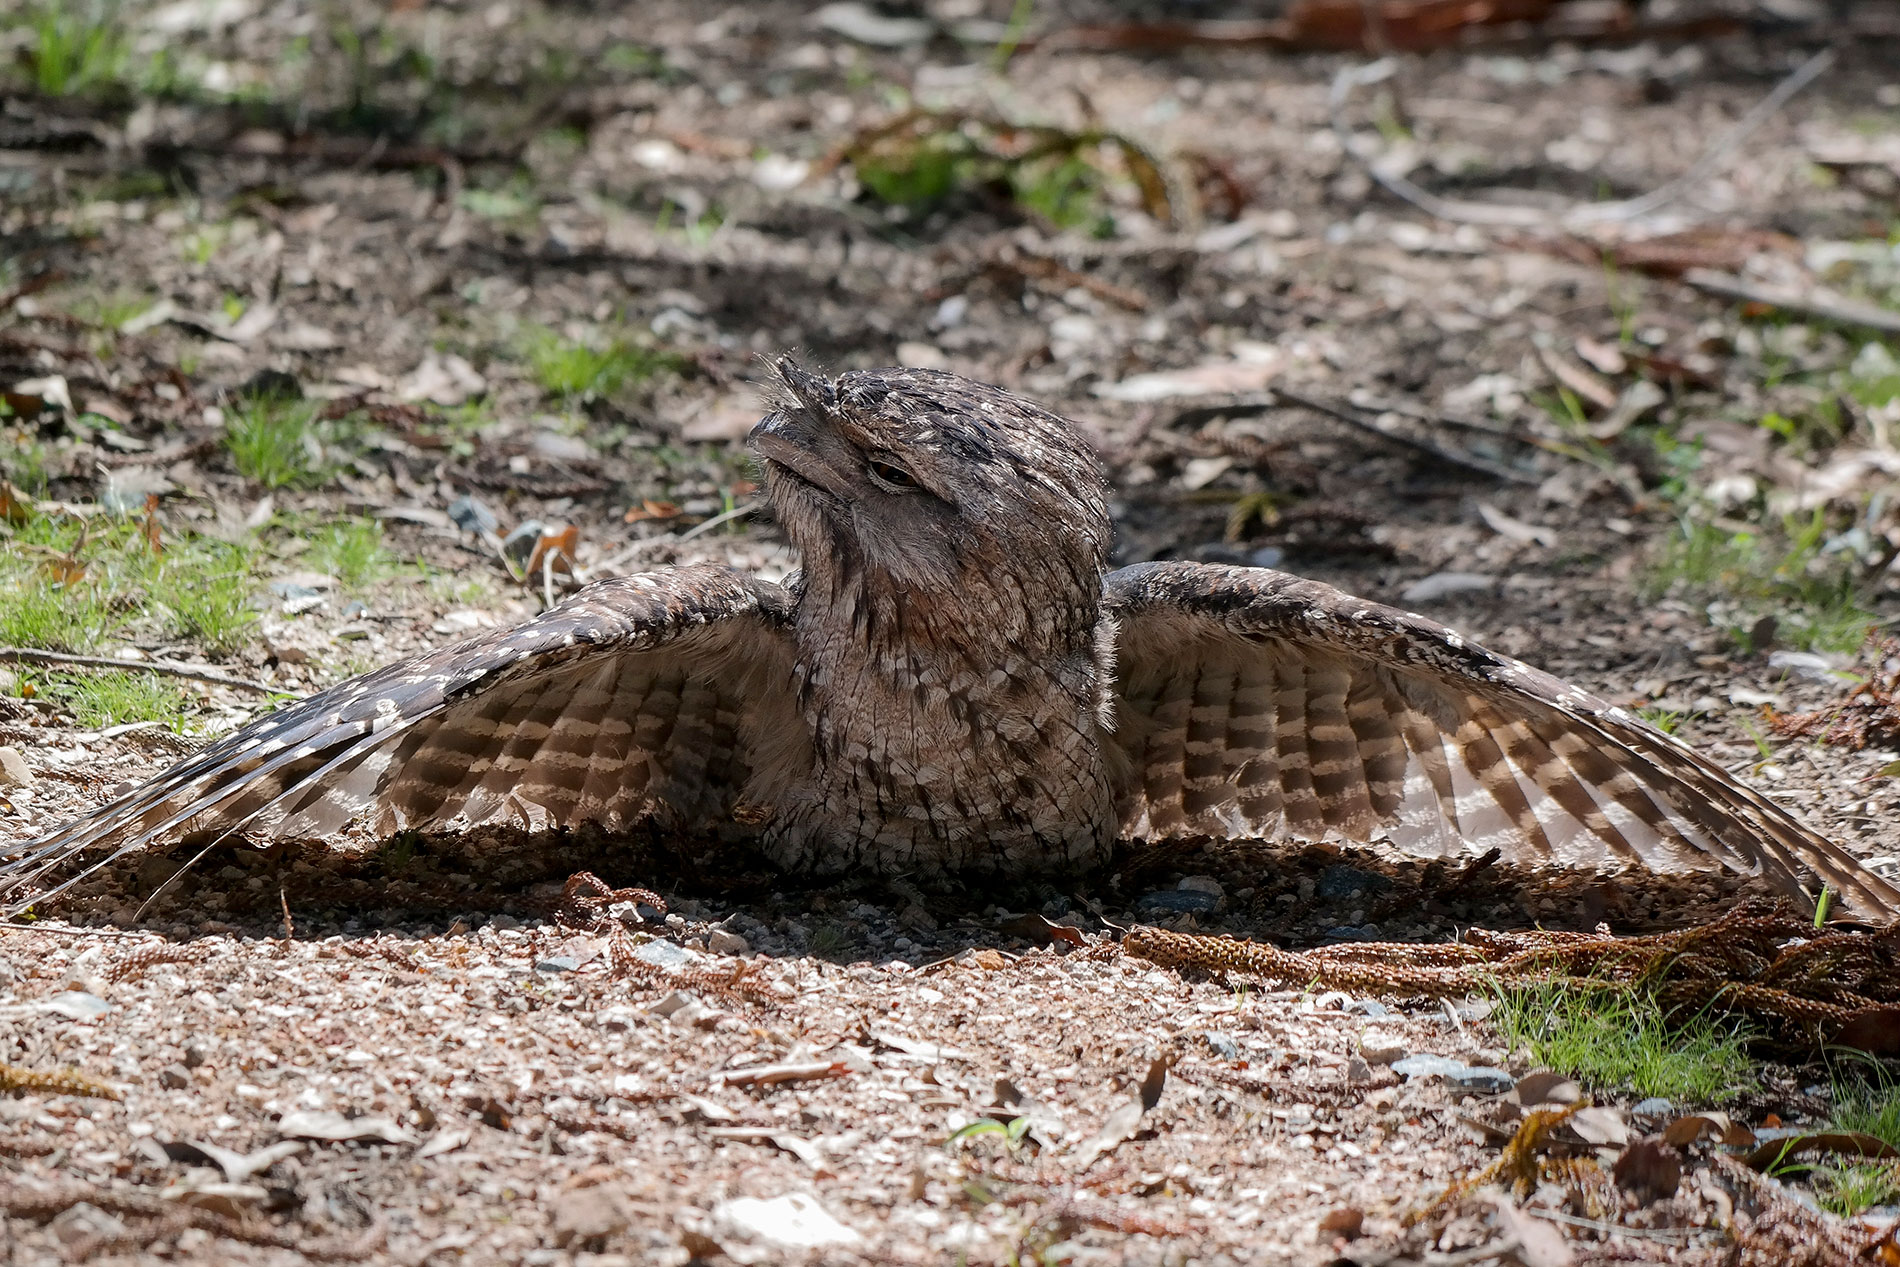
{"left": 1682, "top": 269, "right": 1900, "bottom": 336}
{"left": 593, "top": 502, "right": 757, "bottom": 576}
{"left": 713, "top": 1059, "right": 851, "bottom": 1087}
{"left": 0, "top": 647, "right": 291, "bottom": 697}
{"left": 1331, "top": 49, "right": 1834, "bottom": 228}
{"left": 1267, "top": 387, "right": 1540, "bottom": 484}
{"left": 0, "top": 920, "right": 161, "bottom": 940}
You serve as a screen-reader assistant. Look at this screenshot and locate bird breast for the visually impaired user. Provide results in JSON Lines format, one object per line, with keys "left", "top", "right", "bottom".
{"left": 760, "top": 605, "right": 1118, "bottom": 877}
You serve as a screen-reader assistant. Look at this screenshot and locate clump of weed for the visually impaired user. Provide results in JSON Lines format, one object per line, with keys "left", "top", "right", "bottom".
{"left": 223, "top": 397, "right": 337, "bottom": 489}
{"left": 305, "top": 518, "right": 397, "bottom": 590}
{"left": 1492, "top": 982, "right": 1757, "bottom": 1102}
{"left": 520, "top": 326, "right": 676, "bottom": 401}
{"left": 806, "top": 923, "right": 855, "bottom": 958}
{"left": 0, "top": 513, "right": 120, "bottom": 651}
{"left": 1798, "top": 1056, "right": 1900, "bottom": 1216}
{"left": 0, "top": 579, "right": 116, "bottom": 653}
{"left": 0, "top": 429, "right": 54, "bottom": 496}
{"left": 37, "top": 670, "right": 191, "bottom": 731}
{"left": 1646, "top": 509, "right": 1878, "bottom": 654}
{"left": 18, "top": 2, "right": 130, "bottom": 98}
{"left": 155, "top": 540, "right": 259, "bottom": 654}
{"left": 845, "top": 109, "right": 1168, "bottom": 234}
{"left": 0, "top": 506, "right": 262, "bottom": 657}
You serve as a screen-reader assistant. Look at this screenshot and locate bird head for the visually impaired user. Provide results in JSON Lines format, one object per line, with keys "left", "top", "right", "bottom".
{"left": 749, "top": 359, "right": 1112, "bottom": 644}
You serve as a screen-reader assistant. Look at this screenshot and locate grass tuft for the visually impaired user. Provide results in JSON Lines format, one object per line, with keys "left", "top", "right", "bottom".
{"left": 1492, "top": 982, "right": 1757, "bottom": 1102}
{"left": 0, "top": 509, "right": 261, "bottom": 657}
{"left": 21, "top": 2, "right": 130, "bottom": 98}
{"left": 38, "top": 670, "right": 191, "bottom": 731}
{"left": 520, "top": 326, "right": 675, "bottom": 401}
{"left": 158, "top": 544, "right": 259, "bottom": 653}
{"left": 1647, "top": 510, "right": 1878, "bottom": 654}
{"left": 224, "top": 398, "right": 330, "bottom": 489}
{"left": 0, "top": 579, "right": 117, "bottom": 653}
{"left": 306, "top": 518, "right": 397, "bottom": 590}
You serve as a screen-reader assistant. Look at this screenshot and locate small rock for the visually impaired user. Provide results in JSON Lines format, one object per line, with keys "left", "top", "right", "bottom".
{"left": 534, "top": 956, "right": 581, "bottom": 974}
{"left": 628, "top": 939, "right": 699, "bottom": 971}
{"left": 40, "top": 991, "right": 110, "bottom": 1021}
{"left": 1133, "top": 889, "right": 1220, "bottom": 918}
{"left": 0, "top": 747, "right": 33, "bottom": 788}
{"left": 1392, "top": 1053, "right": 1513, "bottom": 1092}
{"left": 711, "top": 1192, "right": 863, "bottom": 1252}
{"left": 551, "top": 1185, "right": 631, "bottom": 1250}
{"left": 649, "top": 990, "right": 702, "bottom": 1018}
{"left": 1346, "top": 1056, "right": 1374, "bottom": 1083}
{"left": 1317, "top": 864, "right": 1390, "bottom": 899}
{"left": 183, "top": 1044, "right": 208, "bottom": 1069}
{"left": 815, "top": 1, "right": 934, "bottom": 46}
{"left": 706, "top": 929, "right": 749, "bottom": 956}
{"left": 159, "top": 1064, "right": 191, "bottom": 1090}
{"left": 50, "top": 1201, "right": 127, "bottom": 1247}
{"left": 1631, "top": 1097, "right": 1674, "bottom": 1117}
{"left": 1399, "top": 572, "right": 1497, "bottom": 605}
{"left": 1359, "top": 1035, "right": 1407, "bottom": 1065}
{"left": 1177, "top": 875, "right": 1225, "bottom": 901}
{"left": 895, "top": 341, "right": 948, "bottom": 370}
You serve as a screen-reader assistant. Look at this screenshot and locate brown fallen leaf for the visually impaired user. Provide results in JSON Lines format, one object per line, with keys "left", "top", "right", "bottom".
{"left": 0, "top": 482, "right": 30, "bottom": 525}
{"left": 623, "top": 499, "right": 682, "bottom": 524}
{"left": 1536, "top": 345, "right": 1618, "bottom": 413}
{"left": 994, "top": 912, "right": 1088, "bottom": 948}
{"left": 1318, "top": 1206, "right": 1364, "bottom": 1239}
{"left": 1662, "top": 1112, "right": 1756, "bottom": 1149}
{"left": 1493, "top": 1196, "right": 1574, "bottom": 1267}
{"left": 1073, "top": 1055, "right": 1170, "bottom": 1170}
{"left": 1612, "top": 1136, "right": 1682, "bottom": 1203}
{"left": 1836, "top": 1005, "right": 1900, "bottom": 1056}
{"left": 526, "top": 524, "right": 581, "bottom": 580}
{"left": 1743, "top": 1130, "right": 1900, "bottom": 1172}
{"left": 1512, "top": 1071, "right": 1582, "bottom": 1107}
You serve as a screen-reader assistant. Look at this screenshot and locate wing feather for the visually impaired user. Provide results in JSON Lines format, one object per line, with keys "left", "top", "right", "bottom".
{"left": 2, "top": 566, "right": 801, "bottom": 910}
{"left": 1105, "top": 561, "right": 1900, "bottom": 920}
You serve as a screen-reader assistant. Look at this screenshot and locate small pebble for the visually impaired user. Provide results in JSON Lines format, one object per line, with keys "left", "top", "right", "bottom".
{"left": 707, "top": 929, "right": 749, "bottom": 956}
{"left": 0, "top": 747, "right": 33, "bottom": 789}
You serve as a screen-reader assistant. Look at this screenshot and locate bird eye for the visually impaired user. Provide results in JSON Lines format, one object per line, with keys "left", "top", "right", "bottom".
{"left": 866, "top": 458, "right": 919, "bottom": 492}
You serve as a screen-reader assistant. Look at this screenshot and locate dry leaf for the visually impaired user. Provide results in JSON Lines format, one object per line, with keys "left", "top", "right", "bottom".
{"left": 526, "top": 524, "right": 581, "bottom": 579}
{"left": 276, "top": 1109, "right": 415, "bottom": 1145}
{"left": 1611, "top": 1136, "right": 1681, "bottom": 1203}
{"left": 623, "top": 500, "right": 681, "bottom": 524}
{"left": 1493, "top": 1197, "right": 1574, "bottom": 1267}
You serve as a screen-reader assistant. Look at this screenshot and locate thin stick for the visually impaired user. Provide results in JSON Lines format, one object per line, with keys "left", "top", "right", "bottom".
{"left": 1331, "top": 49, "right": 1834, "bottom": 228}
{"left": 0, "top": 921, "right": 162, "bottom": 940}
{"left": 0, "top": 647, "right": 290, "bottom": 697}
{"left": 1683, "top": 269, "right": 1900, "bottom": 336}
{"left": 1269, "top": 387, "right": 1539, "bottom": 484}
{"left": 594, "top": 502, "right": 759, "bottom": 576}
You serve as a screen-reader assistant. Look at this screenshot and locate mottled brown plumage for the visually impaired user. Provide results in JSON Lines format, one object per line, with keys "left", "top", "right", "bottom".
{"left": 5, "top": 361, "right": 1897, "bottom": 919}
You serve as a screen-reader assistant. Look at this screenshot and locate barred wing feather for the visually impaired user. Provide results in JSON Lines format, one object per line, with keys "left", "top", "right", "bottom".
{"left": 1, "top": 567, "right": 802, "bottom": 910}
{"left": 1104, "top": 561, "right": 1900, "bottom": 921}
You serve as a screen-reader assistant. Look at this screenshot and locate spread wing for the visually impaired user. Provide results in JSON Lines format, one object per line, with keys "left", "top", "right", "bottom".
{"left": 1104, "top": 561, "right": 1900, "bottom": 921}
{"left": 2, "top": 566, "right": 804, "bottom": 910}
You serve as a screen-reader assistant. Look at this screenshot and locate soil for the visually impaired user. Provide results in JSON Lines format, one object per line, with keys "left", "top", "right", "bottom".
{"left": 2, "top": 2, "right": 1899, "bottom": 1264}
